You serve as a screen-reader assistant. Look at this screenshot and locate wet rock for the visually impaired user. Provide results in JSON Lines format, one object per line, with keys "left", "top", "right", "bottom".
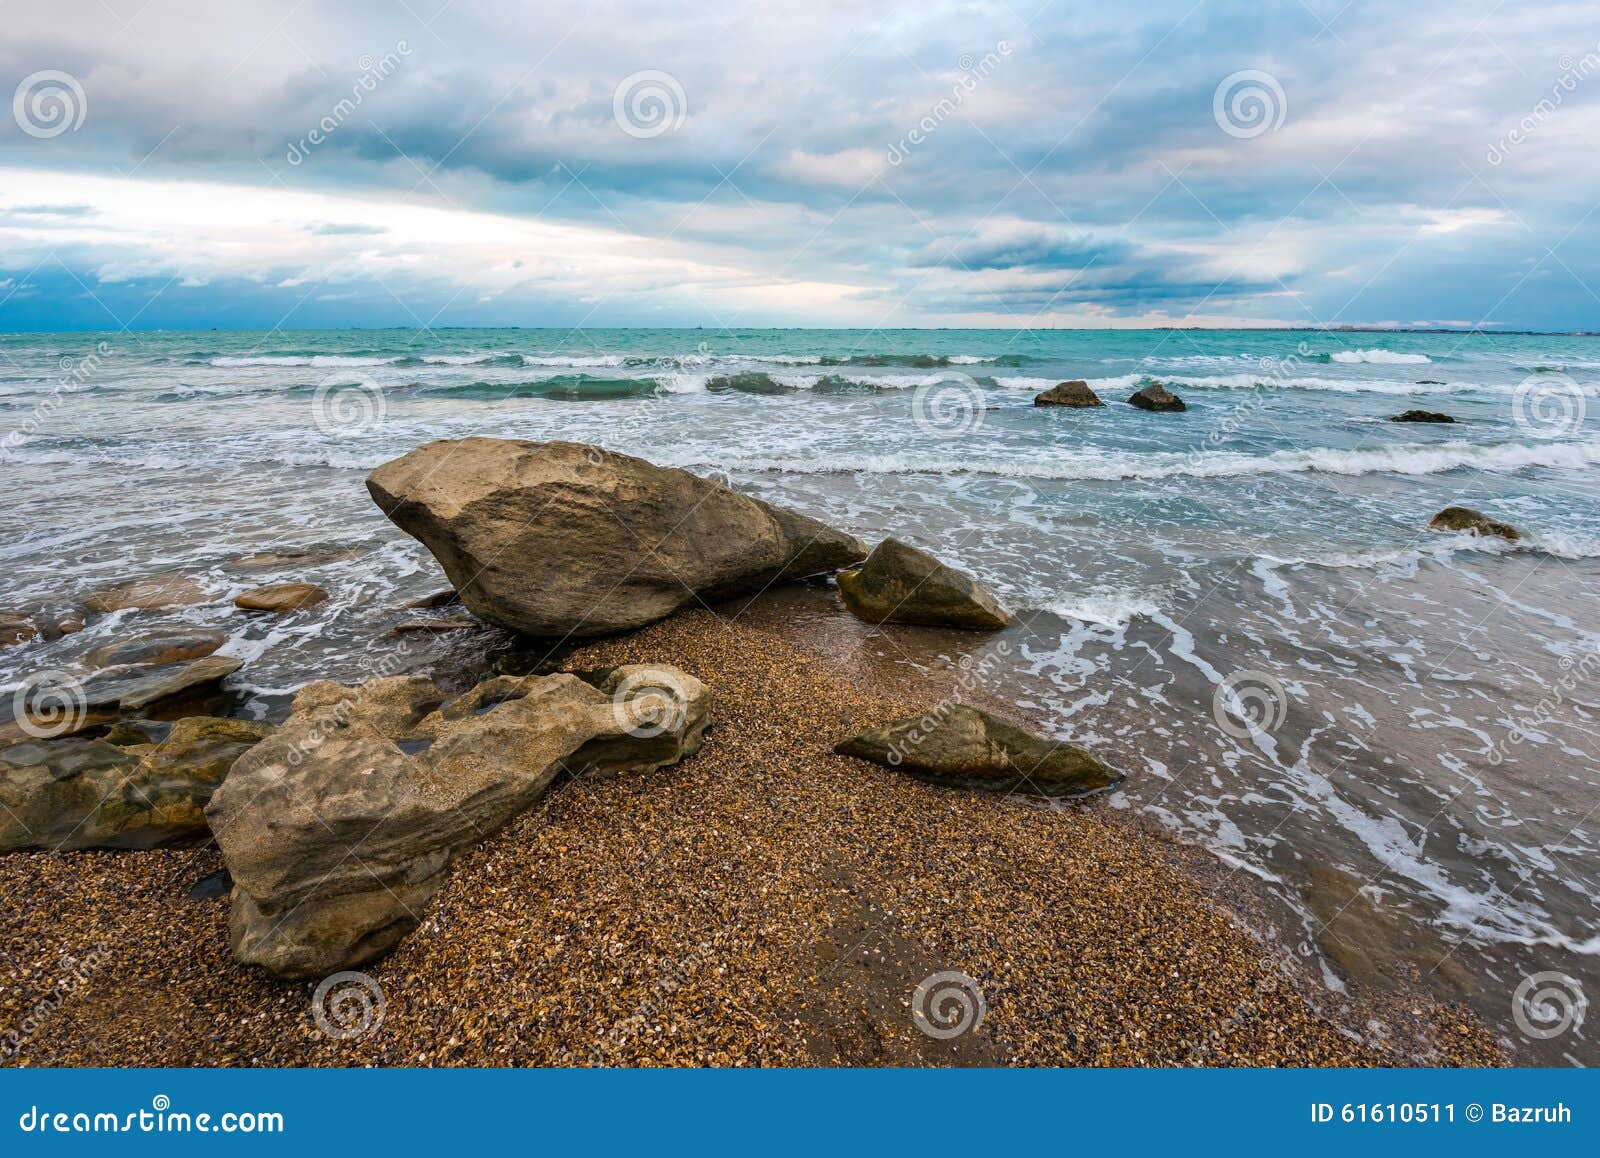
{"left": 233, "top": 583, "right": 328, "bottom": 613}
{"left": 207, "top": 662, "right": 710, "bottom": 978}
{"left": 79, "top": 655, "right": 243, "bottom": 714}
{"left": 103, "top": 719, "right": 174, "bottom": 746}
{"left": 52, "top": 612, "right": 85, "bottom": 636}
{"left": 86, "top": 629, "right": 229, "bottom": 668}
{"left": 367, "top": 438, "right": 866, "bottom": 637}
{"left": 1428, "top": 506, "right": 1520, "bottom": 541}
{"left": 1390, "top": 410, "right": 1455, "bottom": 423}
{"left": 837, "top": 539, "right": 1013, "bottom": 630}
{"left": 0, "top": 716, "right": 272, "bottom": 851}
{"left": 1305, "top": 864, "right": 1472, "bottom": 994}
{"left": 403, "top": 589, "right": 459, "bottom": 610}
{"left": 83, "top": 575, "right": 209, "bottom": 613}
{"left": 1033, "top": 380, "right": 1104, "bottom": 407}
{"left": 1128, "top": 383, "right": 1186, "bottom": 412}
{"left": 0, "top": 655, "right": 243, "bottom": 745}
{"left": 188, "top": 868, "right": 234, "bottom": 902}
{"left": 0, "top": 612, "right": 39, "bottom": 647}
{"left": 390, "top": 615, "right": 479, "bottom": 634}
{"left": 229, "top": 545, "right": 354, "bottom": 570}
{"left": 834, "top": 704, "right": 1120, "bottom": 798}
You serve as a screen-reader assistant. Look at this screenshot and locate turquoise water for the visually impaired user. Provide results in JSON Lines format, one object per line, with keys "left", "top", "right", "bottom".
{"left": 1, "top": 327, "right": 1597, "bottom": 1062}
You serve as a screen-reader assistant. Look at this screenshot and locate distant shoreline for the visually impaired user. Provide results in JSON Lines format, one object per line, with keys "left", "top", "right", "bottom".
{"left": 0, "top": 325, "right": 1595, "bottom": 337}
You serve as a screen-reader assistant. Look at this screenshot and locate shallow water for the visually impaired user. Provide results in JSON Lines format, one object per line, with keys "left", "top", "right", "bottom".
{"left": 1, "top": 326, "right": 1596, "bottom": 1063}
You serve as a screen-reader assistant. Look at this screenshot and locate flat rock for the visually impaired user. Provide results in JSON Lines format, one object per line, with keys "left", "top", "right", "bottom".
{"left": 233, "top": 583, "right": 328, "bottom": 613}
{"left": 835, "top": 704, "right": 1121, "bottom": 798}
{"left": 86, "top": 628, "right": 229, "bottom": 668}
{"left": 0, "top": 612, "right": 39, "bottom": 647}
{"left": 79, "top": 655, "right": 243, "bottom": 713}
{"left": 1390, "top": 409, "right": 1455, "bottom": 423}
{"left": 83, "top": 575, "right": 209, "bottom": 613}
{"left": 0, "top": 716, "right": 272, "bottom": 851}
{"left": 1033, "top": 380, "right": 1103, "bottom": 407}
{"left": 1128, "top": 383, "right": 1186, "bottom": 412}
{"left": 403, "top": 588, "right": 460, "bottom": 610}
{"left": 366, "top": 438, "right": 867, "bottom": 637}
{"left": 1, "top": 655, "right": 243, "bottom": 745}
{"left": 1428, "top": 505, "right": 1520, "bottom": 541}
{"left": 206, "top": 662, "right": 710, "bottom": 978}
{"left": 837, "top": 538, "right": 1013, "bottom": 630}
{"left": 390, "top": 615, "right": 479, "bottom": 634}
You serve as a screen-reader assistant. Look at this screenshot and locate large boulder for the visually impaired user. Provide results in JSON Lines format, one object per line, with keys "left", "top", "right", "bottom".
{"left": 0, "top": 717, "right": 272, "bottom": 851}
{"left": 1034, "top": 380, "right": 1103, "bottom": 407}
{"left": 367, "top": 439, "right": 868, "bottom": 637}
{"left": 206, "top": 663, "right": 710, "bottom": 978}
{"left": 835, "top": 704, "right": 1120, "bottom": 798}
{"left": 1429, "top": 506, "right": 1520, "bottom": 541}
{"left": 1128, "top": 383, "right": 1186, "bottom": 412}
{"left": 837, "top": 539, "right": 1013, "bottom": 630}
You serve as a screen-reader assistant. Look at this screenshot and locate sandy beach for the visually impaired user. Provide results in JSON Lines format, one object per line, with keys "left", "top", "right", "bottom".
{"left": 0, "top": 598, "right": 1501, "bottom": 1067}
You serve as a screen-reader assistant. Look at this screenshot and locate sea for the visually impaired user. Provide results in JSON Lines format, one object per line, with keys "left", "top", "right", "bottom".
{"left": 1, "top": 326, "right": 1596, "bottom": 1064}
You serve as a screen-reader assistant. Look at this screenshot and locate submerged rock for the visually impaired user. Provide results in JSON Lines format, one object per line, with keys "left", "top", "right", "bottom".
{"left": 1033, "top": 380, "right": 1103, "bottom": 407}
{"left": 207, "top": 662, "right": 710, "bottom": 978}
{"left": 1128, "top": 383, "right": 1186, "bottom": 412}
{"left": 1390, "top": 410, "right": 1455, "bottom": 424}
{"left": 0, "top": 716, "right": 272, "bottom": 851}
{"left": 837, "top": 539, "right": 1013, "bottom": 630}
{"left": 234, "top": 583, "right": 328, "bottom": 613}
{"left": 83, "top": 575, "right": 209, "bottom": 613}
{"left": 1428, "top": 506, "right": 1520, "bottom": 541}
{"left": 0, "top": 612, "right": 39, "bottom": 647}
{"left": 367, "top": 438, "right": 866, "bottom": 637}
{"left": 834, "top": 704, "right": 1120, "bottom": 797}
{"left": 86, "top": 629, "right": 229, "bottom": 668}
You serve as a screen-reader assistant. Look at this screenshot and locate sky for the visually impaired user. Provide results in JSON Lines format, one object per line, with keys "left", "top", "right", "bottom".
{"left": 1, "top": 0, "right": 1597, "bottom": 331}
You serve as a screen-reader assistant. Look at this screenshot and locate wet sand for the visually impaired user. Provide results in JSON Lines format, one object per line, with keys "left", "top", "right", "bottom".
{"left": 0, "top": 604, "right": 1501, "bottom": 1066}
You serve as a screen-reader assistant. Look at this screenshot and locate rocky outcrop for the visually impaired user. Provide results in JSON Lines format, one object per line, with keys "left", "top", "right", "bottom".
{"left": 83, "top": 575, "right": 208, "bottom": 613}
{"left": 85, "top": 629, "right": 229, "bottom": 668}
{"left": 1429, "top": 506, "right": 1520, "bottom": 541}
{"left": 2, "top": 655, "right": 242, "bottom": 744}
{"left": 1128, "top": 383, "right": 1186, "bottom": 412}
{"left": 1390, "top": 410, "right": 1455, "bottom": 424}
{"left": 366, "top": 438, "right": 867, "bottom": 637}
{"left": 1033, "top": 380, "right": 1103, "bottom": 407}
{"left": 837, "top": 539, "right": 1013, "bottom": 630}
{"left": 834, "top": 704, "right": 1120, "bottom": 797}
{"left": 206, "top": 663, "right": 710, "bottom": 978}
{"left": 234, "top": 583, "right": 328, "bottom": 613}
{"left": 0, "top": 717, "right": 272, "bottom": 851}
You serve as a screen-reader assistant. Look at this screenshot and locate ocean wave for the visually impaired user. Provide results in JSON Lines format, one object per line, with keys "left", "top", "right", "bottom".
{"left": 995, "top": 372, "right": 1490, "bottom": 396}
{"left": 1325, "top": 349, "right": 1433, "bottom": 364}
{"left": 697, "top": 440, "right": 1600, "bottom": 483}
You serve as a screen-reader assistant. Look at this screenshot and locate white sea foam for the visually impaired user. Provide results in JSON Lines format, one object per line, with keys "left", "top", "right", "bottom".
{"left": 1329, "top": 348, "right": 1433, "bottom": 364}
{"left": 1032, "top": 592, "right": 1162, "bottom": 626}
{"left": 700, "top": 440, "right": 1600, "bottom": 484}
